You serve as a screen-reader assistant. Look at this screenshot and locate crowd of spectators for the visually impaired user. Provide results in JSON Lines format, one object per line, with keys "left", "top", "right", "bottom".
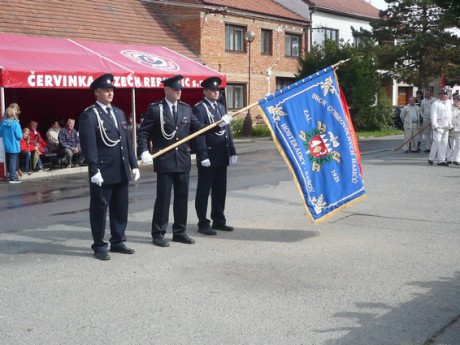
{"left": 0, "top": 103, "right": 86, "bottom": 183}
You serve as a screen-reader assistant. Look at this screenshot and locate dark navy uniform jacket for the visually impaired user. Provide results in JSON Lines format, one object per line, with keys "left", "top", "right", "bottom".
{"left": 79, "top": 103, "right": 138, "bottom": 183}
{"left": 192, "top": 99, "right": 236, "bottom": 167}
{"left": 137, "top": 99, "right": 205, "bottom": 173}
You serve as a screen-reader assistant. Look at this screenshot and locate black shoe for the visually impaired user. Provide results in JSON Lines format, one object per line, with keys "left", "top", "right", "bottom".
{"left": 94, "top": 251, "right": 110, "bottom": 260}
{"left": 424, "top": 149, "right": 430, "bottom": 153}
{"left": 453, "top": 161, "right": 460, "bottom": 166}
{"left": 437, "top": 162, "right": 449, "bottom": 166}
{"left": 172, "top": 233, "right": 195, "bottom": 244}
{"left": 152, "top": 237, "right": 170, "bottom": 247}
{"left": 110, "top": 243, "right": 135, "bottom": 254}
{"left": 198, "top": 227, "right": 217, "bottom": 235}
{"left": 212, "top": 224, "right": 234, "bottom": 231}
{"left": 428, "top": 160, "right": 433, "bottom": 165}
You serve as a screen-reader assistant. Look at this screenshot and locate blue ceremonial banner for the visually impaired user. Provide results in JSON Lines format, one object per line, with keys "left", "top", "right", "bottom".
{"left": 258, "top": 66, "right": 366, "bottom": 223}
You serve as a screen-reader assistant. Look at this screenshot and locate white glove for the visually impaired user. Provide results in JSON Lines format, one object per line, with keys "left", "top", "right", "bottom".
{"left": 132, "top": 168, "right": 140, "bottom": 181}
{"left": 90, "top": 169, "right": 104, "bottom": 186}
{"left": 230, "top": 155, "right": 238, "bottom": 165}
{"left": 219, "top": 114, "right": 232, "bottom": 127}
{"left": 201, "top": 159, "right": 211, "bottom": 167}
{"left": 141, "top": 151, "right": 153, "bottom": 165}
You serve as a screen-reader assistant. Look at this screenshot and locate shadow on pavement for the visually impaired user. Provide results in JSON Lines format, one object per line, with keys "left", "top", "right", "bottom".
{"left": 322, "top": 272, "right": 460, "bottom": 345}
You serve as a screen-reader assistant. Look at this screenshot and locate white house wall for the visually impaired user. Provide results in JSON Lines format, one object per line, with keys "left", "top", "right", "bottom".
{"left": 311, "top": 11, "right": 373, "bottom": 46}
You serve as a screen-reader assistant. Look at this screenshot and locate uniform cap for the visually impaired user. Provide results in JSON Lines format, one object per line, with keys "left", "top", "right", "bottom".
{"left": 90, "top": 73, "right": 116, "bottom": 89}
{"left": 439, "top": 88, "right": 449, "bottom": 95}
{"left": 201, "top": 77, "right": 222, "bottom": 90}
{"left": 161, "top": 75, "right": 184, "bottom": 89}
{"left": 453, "top": 93, "right": 460, "bottom": 101}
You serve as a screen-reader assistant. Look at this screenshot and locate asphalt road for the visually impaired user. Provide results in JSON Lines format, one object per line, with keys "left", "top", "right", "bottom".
{"left": 1, "top": 135, "right": 459, "bottom": 345}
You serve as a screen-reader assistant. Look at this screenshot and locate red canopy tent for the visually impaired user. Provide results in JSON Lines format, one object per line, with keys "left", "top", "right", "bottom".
{"left": 0, "top": 33, "right": 225, "bottom": 123}
{"left": 0, "top": 33, "right": 224, "bottom": 89}
{"left": 0, "top": 33, "right": 225, "bottom": 179}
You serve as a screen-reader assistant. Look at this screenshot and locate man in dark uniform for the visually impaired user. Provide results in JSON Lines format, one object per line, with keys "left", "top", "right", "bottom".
{"left": 79, "top": 73, "right": 140, "bottom": 260}
{"left": 137, "top": 74, "right": 231, "bottom": 247}
{"left": 193, "top": 77, "right": 237, "bottom": 235}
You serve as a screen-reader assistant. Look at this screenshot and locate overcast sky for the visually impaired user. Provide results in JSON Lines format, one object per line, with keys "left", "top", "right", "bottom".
{"left": 368, "top": 0, "right": 389, "bottom": 10}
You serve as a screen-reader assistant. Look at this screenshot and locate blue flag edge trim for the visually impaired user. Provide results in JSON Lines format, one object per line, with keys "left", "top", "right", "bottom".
{"left": 258, "top": 105, "right": 366, "bottom": 224}
{"left": 259, "top": 66, "right": 333, "bottom": 106}
{"left": 258, "top": 68, "right": 367, "bottom": 224}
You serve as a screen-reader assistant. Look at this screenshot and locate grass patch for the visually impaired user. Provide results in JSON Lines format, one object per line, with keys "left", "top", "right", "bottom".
{"left": 357, "top": 129, "right": 402, "bottom": 138}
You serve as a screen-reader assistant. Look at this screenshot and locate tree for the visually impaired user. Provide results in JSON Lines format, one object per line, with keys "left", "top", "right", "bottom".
{"left": 434, "top": 0, "right": 460, "bottom": 20}
{"left": 297, "top": 40, "right": 393, "bottom": 130}
{"left": 372, "top": 0, "right": 460, "bottom": 88}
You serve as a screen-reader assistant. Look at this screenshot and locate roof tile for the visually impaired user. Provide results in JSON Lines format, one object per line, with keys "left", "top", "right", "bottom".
{"left": 202, "top": 0, "right": 308, "bottom": 22}
{"left": 309, "top": 0, "right": 380, "bottom": 19}
{"left": 0, "top": 0, "right": 199, "bottom": 59}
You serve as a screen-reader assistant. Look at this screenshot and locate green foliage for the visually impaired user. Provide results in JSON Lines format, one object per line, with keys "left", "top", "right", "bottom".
{"left": 297, "top": 40, "right": 394, "bottom": 131}
{"left": 371, "top": 0, "right": 460, "bottom": 87}
{"left": 230, "top": 118, "right": 244, "bottom": 137}
{"left": 251, "top": 124, "right": 271, "bottom": 137}
{"left": 231, "top": 118, "right": 272, "bottom": 137}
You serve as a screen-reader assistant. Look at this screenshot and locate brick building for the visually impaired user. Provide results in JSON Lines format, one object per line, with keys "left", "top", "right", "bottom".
{"left": 145, "top": 0, "right": 310, "bottom": 117}
{"left": 0, "top": 0, "right": 309, "bottom": 126}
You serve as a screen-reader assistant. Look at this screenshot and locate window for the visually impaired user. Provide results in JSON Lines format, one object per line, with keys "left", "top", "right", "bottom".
{"left": 225, "top": 24, "right": 245, "bottom": 52}
{"left": 353, "top": 36, "right": 363, "bottom": 48}
{"left": 276, "top": 77, "right": 295, "bottom": 91}
{"left": 226, "top": 84, "right": 245, "bottom": 110}
{"left": 312, "top": 28, "right": 339, "bottom": 47}
{"left": 285, "top": 33, "right": 301, "bottom": 57}
{"left": 261, "top": 29, "right": 273, "bottom": 55}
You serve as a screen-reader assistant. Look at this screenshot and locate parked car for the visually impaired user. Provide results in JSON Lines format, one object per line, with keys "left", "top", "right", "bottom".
{"left": 392, "top": 106, "right": 404, "bottom": 130}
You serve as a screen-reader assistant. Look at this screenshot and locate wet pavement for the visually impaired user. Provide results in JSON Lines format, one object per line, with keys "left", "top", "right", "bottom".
{"left": 1, "top": 134, "right": 460, "bottom": 345}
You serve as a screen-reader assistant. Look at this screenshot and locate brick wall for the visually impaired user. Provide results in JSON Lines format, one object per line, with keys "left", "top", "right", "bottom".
{"left": 153, "top": 6, "right": 307, "bottom": 120}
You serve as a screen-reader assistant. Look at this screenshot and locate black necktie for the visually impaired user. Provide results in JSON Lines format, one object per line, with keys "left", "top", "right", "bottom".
{"left": 106, "top": 107, "right": 116, "bottom": 127}
{"left": 172, "top": 105, "right": 178, "bottom": 121}
{"left": 214, "top": 103, "right": 221, "bottom": 118}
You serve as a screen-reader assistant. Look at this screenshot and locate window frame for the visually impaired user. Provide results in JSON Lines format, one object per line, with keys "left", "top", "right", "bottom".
{"left": 261, "top": 29, "right": 273, "bottom": 55}
{"left": 285, "top": 32, "right": 301, "bottom": 57}
{"left": 225, "top": 83, "right": 246, "bottom": 110}
{"left": 225, "top": 23, "right": 246, "bottom": 52}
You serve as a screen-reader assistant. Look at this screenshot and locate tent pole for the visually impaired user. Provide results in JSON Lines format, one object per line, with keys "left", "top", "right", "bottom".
{"left": 1, "top": 86, "right": 5, "bottom": 115}
{"left": 131, "top": 87, "right": 137, "bottom": 156}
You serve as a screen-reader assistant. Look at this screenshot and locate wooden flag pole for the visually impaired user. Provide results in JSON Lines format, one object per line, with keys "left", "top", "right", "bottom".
{"left": 151, "top": 101, "right": 260, "bottom": 159}
{"left": 149, "top": 59, "right": 351, "bottom": 160}
{"left": 393, "top": 122, "right": 431, "bottom": 152}
{"left": 332, "top": 59, "right": 350, "bottom": 70}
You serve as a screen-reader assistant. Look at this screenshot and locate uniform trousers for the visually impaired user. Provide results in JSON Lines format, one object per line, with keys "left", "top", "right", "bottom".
{"left": 420, "top": 119, "right": 432, "bottom": 150}
{"left": 403, "top": 123, "right": 419, "bottom": 151}
{"left": 195, "top": 165, "right": 227, "bottom": 228}
{"left": 448, "top": 131, "right": 460, "bottom": 163}
{"left": 152, "top": 172, "right": 189, "bottom": 237}
{"left": 89, "top": 181, "right": 129, "bottom": 251}
{"left": 428, "top": 128, "right": 449, "bottom": 164}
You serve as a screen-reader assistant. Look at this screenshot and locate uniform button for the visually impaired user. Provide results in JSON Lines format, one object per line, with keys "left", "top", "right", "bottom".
{"left": 121, "top": 146, "right": 123, "bottom": 150}
{"left": 176, "top": 138, "right": 179, "bottom": 141}
{"left": 175, "top": 148, "right": 178, "bottom": 151}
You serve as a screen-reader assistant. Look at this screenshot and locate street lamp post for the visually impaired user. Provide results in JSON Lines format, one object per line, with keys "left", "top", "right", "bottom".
{"left": 243, "top": 30, "right": 255, "bottom": 136}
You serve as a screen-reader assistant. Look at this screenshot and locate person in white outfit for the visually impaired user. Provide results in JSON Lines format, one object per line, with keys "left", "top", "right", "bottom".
{"left": 448, "top": 94, "right": 460, "bottom": 165}
{"left": 428, "top": 89, "right": 452, "bottom": 166}
{"left": 419, "top": 89, "right": 437, "bottom": 152}
{"left": 400, "top": 96, "right": 421, "bottom": 153}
